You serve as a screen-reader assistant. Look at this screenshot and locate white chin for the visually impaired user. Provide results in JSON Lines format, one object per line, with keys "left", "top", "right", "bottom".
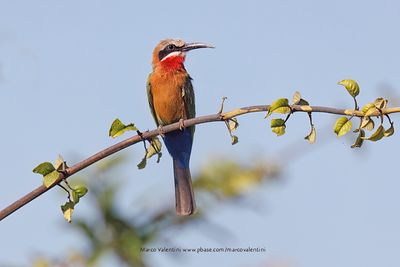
{"left": 161, "top": 51, "right": 185, "bottom": 61}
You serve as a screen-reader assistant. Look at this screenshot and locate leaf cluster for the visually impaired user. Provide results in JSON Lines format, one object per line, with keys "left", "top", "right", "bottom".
{"left": 334, "top": 80, "right": 394, "bottom": 148}
{"left": 265, "top": 91, "right": 315, "bottom": 143}
{"left": 55, "top": 155, "right": 280, "bottom": 266}
{"left": 33, "top": 155, "right": 88, "bottom": 222}
{"left": 263, "top": 79, "right": 395, "bottom": 148}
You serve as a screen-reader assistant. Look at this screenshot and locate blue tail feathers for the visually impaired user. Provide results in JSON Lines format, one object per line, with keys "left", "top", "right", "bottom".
{"left": 164, "top": 128, "right": 196, "bottom": 215}
{"left": 163, "top": 128, "right": 193, "bottom": 168}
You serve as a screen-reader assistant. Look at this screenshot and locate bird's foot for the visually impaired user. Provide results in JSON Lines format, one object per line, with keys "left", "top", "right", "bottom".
{"left": 157, "top": 125, "right": 165, "bottom": 138}
{"left": 179, "top": 119, "right": 186, "bottom": 130}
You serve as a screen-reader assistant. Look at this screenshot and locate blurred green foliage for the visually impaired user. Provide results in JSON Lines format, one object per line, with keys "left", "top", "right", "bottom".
{"left": 32, "top": 154, "right": 280, "bottom": 267}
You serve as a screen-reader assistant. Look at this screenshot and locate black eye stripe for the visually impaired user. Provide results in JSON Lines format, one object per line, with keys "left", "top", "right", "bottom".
{"left": 158, "top": 44, "right": 180, "bottom": 61}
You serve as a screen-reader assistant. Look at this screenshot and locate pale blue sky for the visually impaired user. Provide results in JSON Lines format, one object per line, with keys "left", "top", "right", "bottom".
{"left": 1, "top": 1, "right": 400, "bottom": 266}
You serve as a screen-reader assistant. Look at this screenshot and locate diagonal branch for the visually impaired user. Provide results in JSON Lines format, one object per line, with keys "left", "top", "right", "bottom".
{"left": 1, "top": 104, "right": 399, "bottom": 221}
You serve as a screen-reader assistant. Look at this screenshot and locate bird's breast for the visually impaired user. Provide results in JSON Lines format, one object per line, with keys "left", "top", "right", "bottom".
{"left": 150, "top": 71, "right": 188, "bottom": 125}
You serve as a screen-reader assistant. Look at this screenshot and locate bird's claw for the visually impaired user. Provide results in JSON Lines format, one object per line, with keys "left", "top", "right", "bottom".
{"left": 179, "top": 119, "right": 185, "bottom": 130}
{"left": 157, "top": 125, "right": 165, "bottom": 138}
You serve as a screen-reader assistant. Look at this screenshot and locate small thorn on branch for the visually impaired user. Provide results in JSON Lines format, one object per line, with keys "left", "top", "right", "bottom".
{"left": 218, "top": 96, "right": 227, "bottom": 116}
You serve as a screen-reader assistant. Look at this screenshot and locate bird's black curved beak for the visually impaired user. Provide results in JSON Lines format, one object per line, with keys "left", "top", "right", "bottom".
{"left": 181, "top": 42, "right": 215, "bottom": 52}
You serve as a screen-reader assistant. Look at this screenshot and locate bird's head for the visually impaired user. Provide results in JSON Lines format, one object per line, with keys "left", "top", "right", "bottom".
{"left": 152, "top": 39, "right": 214, "bottom": 71}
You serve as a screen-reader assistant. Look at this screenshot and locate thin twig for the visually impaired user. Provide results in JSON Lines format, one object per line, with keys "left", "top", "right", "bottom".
{"left": 385, "top": 114, "right": 393, "bottom": 125}
{"left": 57, "top": 184, "right": 71, "bottom": 202}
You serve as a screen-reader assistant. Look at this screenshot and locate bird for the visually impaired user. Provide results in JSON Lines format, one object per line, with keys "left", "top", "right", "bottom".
{"left": 146, "top": 39, "right": 214, "bottom": 215}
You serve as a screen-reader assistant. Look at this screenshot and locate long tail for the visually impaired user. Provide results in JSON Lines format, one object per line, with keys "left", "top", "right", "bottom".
{"left": 173, "top": 159, "right": 196, "bottom": 216}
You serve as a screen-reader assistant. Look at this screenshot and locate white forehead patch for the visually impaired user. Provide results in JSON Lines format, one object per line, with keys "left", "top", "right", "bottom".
{"left": 161, "top": 51, "right": 186, "bottom": 61}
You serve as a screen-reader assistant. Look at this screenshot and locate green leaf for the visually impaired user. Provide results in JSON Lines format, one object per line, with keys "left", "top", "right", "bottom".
{"left": 71, "top": 185, "right": 88, "bottom": 204}
{"left": 228, "top": 118, "right": 239, "bottom": 132}
{"left": 109, "top": 118, "right": 137, "bottom": 138}
{"left": 351, "top": 129, "right": 365, "bottom": 148}
{"left": 362, "top": 125, "right": 385, "bottom": 141}
{"left": 333, "top": 117, "right": 352, "bottom": 137}
{"left": 360, "top": 116, "right": 375, "bottom": 131}
{"left": 137, "top": 137, "right": 162, "bottom": 169}
{"left": 362, "top": 103, "right": 377, "bottom": 116}
{"left": 298, "top": 99, "right": 310, "bottom": 106}
{"left": 304, "top": 126, "right": 316, "bottom": 144}
{"left": 146, "top": 137, "right": 162, "bottom": 160}
{"left": 374, "top": 97, "right": 388, "bottom": 109}
{"left": 338, "top": 79, "right": 360, "bottom": 97}
{"left": 292, "top": 91, "right": 301, "bottom": 104}
{"left": 71, "top": 190, "right": 79, "bottom": 204}
{"left": 231, "top": 135, "right": 239, "bottom": 145}
{"left": 137, "top": 157, "right": 147, "bottom": 169}
{"left": 43, "top": 170, "right": 60, "bottom": 188}
{"left": 384, "top": 122, "right": 394, "bottom": 137}
{"left": 292, "top": 91, "right": 309, "bottom": 105}
{"left": 54, "top": 155, "right": 68, "bottom": 172}
{"left": 266, "top": 98, "right": 291, "bottom": 117}
{"left": 270, "top": 118, "right": 286, "bottom": 136}
{"left": 74, "top": 185, "right": 88, "bottom": 198}
{"left": 33, "top": 162, "right": 55, "bottom": 176}
{"left": 61, "top": 201, "right": 74, "bottom": 223}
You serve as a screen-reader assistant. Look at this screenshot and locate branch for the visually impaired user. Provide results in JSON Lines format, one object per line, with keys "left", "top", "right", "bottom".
{"left": 1, "top": 104, "right": 399, "bottom": 221}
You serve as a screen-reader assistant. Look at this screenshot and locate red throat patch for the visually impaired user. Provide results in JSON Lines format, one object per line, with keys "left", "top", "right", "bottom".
{"left": 160, "top": 56, "right": 186, "bottom": 71}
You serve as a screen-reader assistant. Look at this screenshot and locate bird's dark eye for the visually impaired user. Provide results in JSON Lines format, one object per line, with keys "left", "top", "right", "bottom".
{"left": 167, "top": 44, "right": 176, "bottom": 50}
